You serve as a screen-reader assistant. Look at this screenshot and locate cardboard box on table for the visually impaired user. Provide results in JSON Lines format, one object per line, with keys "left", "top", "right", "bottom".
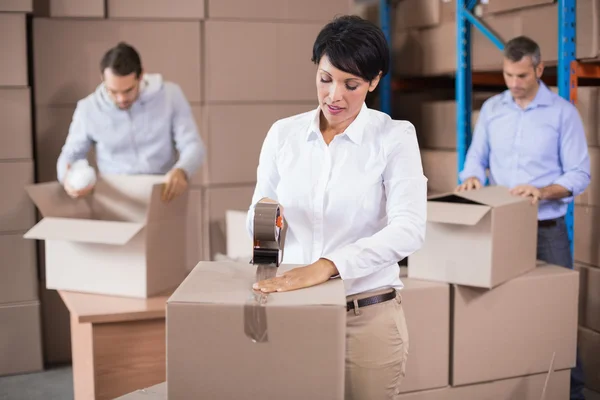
{"left": 167, "top": 261, "right": 346, "bottom": 400}
{"left": 23, "top": 175, "right": 188, "bottom": 298}
{"left": 408, "top": 185, "right": 538, "bottom": 288}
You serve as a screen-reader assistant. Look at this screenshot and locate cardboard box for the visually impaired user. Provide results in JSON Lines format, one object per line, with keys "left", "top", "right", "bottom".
{"left": 395, "top": 0, "right": 441, "bottom": 30}
{"left": 570, "top": 87, "right": 600, "bottom": 148}
{"left": 579, "top": 326, "right": 600, "bottom": 393}
{"left": 0, "top": 0, "right": 32, "bottom": 12}
{"left": 453, "top": 265, "right": 578, "bottom": 385}
{"left": 0, "top": 233, "right": 37, "bottom": 305}
{"left": 205, "top": 21, "right": 320, "bottom": 102}
{"left": 395, "top": 369, "right": 570, "bottom": 399}
{"left": 0, "top": 160, "right": 36, "bottom": 232}
{"left": 24, "top": 175, "right": 188, "bottom": 298}
{"left": 420, "top": 149, "right": 458, "bottom": 195}
{"left": 33, "top": 19, "right": 202, "bottom": 105}
{"left": 408, "top": 185, "right": 537, "bottom": 288}
{"left": 207, "top": 0, "right": 351, "bottom": 22}
{"left": 167, "top": 261, "right": 346, "bottom": 400}
{"left": 226, "top": 209, "right": 252, "bottom": 260}
{"left": 116, "top": 383, "right": 166, "bottom": 400}
{"left": 575, "top": 204, "right": 600, "bottom": 267}
{"left": 202, "top": 103, "right": 314, "bottom": 185}
{"left": 33, "top": 0, "right": 104, "bottom": 17}
{"left": 186, "top": 189, "right": 204, "bottom": 271}
{"left": 481, "top": 0, "right": 555, "bottom": 15}
{"left": 204, "top": 185, "right": 255, "bottom": 259}
{"left": 107, "top": 0, "right": 205, "bottom": 19}
{"left": 0, "top": 13, "right": 27, "bottom": 87}
{"left": 0, "top": 88, "right": 32, "bottom": 160}
{"left": 400, "top": 278, "right": 449, "bottom": 393}
{"left": 0, "top": 301, "right": 43, "bottom": 376}
{"left": 575, "top": 147, "right": 600, "bottom": 207}
{"left": 39, "top": 284, "right": 71, "bottom": 365}
{"left": 577, "top": 263, "right": 600, "bottom": 333}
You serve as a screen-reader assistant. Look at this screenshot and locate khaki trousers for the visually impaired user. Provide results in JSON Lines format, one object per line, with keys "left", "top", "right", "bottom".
{"left": 345, "top": 289, "right": 409, "bottom": 400}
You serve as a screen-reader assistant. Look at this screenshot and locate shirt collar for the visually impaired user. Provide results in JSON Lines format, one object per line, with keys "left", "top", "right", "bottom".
{"left": 502, "top": 81, "right": 554, "bottom": 108}
{"left": 305, "top": 103, "right": 369, "bottom": 145}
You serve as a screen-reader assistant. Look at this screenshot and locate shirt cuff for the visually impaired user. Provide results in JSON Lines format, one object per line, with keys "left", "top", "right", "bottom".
{"left": 551, "top": 177, "right": 575, "bottom": 204}
{"left": 322, "top": 251, "right": 351, "bottom": 281}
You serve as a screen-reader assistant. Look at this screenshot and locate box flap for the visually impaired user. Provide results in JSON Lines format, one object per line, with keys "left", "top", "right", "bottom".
{"left": 427, "top": 195, "right": 491, "bottom": 225}
{"left": 456, "top": 185, "right": 529, "bottom": 207}
{"left": 92, "top": 174, "right": 165, "bottom": 222}
{"left": 25, "top": 182, "right": 92, "bottom": 219}
{"left": 146, "top": 184, "right": 189, "bottom": 222}
{"left": 24, "top": 217, "right": 144, "bottom": 245}
{"left": 168, "top": 261, "right": 346, "bottom": 307}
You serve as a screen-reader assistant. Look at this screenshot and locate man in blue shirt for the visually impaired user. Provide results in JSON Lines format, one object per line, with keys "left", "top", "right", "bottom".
{"left": 57, "top": 42, "right": 205, "bottom": 202}
{"left": 457, "top": 36, "right": 589, "bottom": 400}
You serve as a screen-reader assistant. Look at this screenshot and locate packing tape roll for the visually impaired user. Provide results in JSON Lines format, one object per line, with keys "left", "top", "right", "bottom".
{"left": 253, "top": 202, "right": 281, "bottom": 242}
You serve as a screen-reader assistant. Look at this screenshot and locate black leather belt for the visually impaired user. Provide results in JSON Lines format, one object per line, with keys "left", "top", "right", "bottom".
{"left": 346, "top": 290, "right": 397, "bottom": 312}
{"left": 538, "top": 216, "right": 563, "bottom": 228}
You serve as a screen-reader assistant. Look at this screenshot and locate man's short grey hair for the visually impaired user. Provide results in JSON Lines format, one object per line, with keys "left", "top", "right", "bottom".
{"left": 503, "top": 36, "right": 541, "bottom": 67}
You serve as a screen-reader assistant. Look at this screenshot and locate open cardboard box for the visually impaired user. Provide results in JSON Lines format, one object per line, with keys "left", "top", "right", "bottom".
{"left": 24, "top": 175, "right": 188, "bottom": 298}
{"left": 409, "top": 185, "right": 538, "bottom": 288}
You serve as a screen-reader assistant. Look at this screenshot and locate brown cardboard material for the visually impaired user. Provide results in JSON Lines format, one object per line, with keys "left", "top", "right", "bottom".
{"left": 0, "top": 88, "right": 32, "bottom": 160}
{"left": 107, "top": 0, "right": 205, "bottom": 19}
{"left": 204, "top": 185, "right": 255, "bottom": 259}
{"left": 0, "top": 160, "right": 36, "bottom": 232}
{"left": 577, "top": 263, "right": 600, "bottom": 333}
{"left": 575, "top": 147, "right": 600, "bottom": 207}
{"left": 0, "top": 0, "right": 32, "bottom": 12}
{"left": 207, "top": 0, "right": 351, "bottom": 22}
{"left": 575, "top": 204, "right": 600, "bottom": 267}
{"left": 116, "top": 383, "right": 166, "bottom": 400}
{"left": 203, "top": 103, "right": 315, "bottom": 185}
{"left": 34, "top": 0, "right": 104, "bottom": 17}
{"left": 39, "top": 284, "right": 72, "bottom": 365}
{"left": 24, "top": 175, "right": 188, "bottom": 298}
{"left": 420, "top": 150, "right": 457, "bottom": 195}
{"left": 167, "top": 261, "right": 346, "bottom": 400}
{"left": 400, "top": 278, "right": 449, "bottom": 393}
{"left": 33, "top": 19, "right": 201, "bottom": 105}
{"left": 472, "top": 12, "right": 521, "bottom": 72}
{"left": 482, "top": 0, "right": 555, "bottom": 15}
{"left": 395, "top": 0, "right": 440, "bottom": 30}
{"left": 579, "top": 326, "right": 600, "bottom": 393}
{"left": 395, "top": 369, "right": 570, "bottom": 399}
{"left": 205, "top": 21, "right": 320, "bottom": 102}
{"left": 0, "top": 233, "right": 37, "bottom": 305}
{"left": 570, "top": 87, "right": 600, "bottom": 147}
{"left": 0, "top": 14, "right": 27, "bottom": 87}
{"left": 186, "top": 189, "right": 204, "bottom": 271}
{"left": 408, "top": 185, "right": 538, "bottom": 288}
{"left": 452, "top": 265, "right": 578, "bottom": 385}
{"left": 0, "top": 301, "right": 43, "bottom": 376}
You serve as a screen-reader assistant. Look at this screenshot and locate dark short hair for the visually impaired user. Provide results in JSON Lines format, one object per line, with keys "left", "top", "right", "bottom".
{"left": 503, "top": 36, "right": 541, "bottom": 67}
{"left": 311, "top": 15, "right": 389, "bottom": 82}
{"left": 100, "top": 42, "right": 142, "bottom": 78}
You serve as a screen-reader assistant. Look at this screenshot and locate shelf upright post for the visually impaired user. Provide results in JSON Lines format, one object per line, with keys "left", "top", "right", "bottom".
{"left": 379, "top": 0, "right": 392, "bottom": 115}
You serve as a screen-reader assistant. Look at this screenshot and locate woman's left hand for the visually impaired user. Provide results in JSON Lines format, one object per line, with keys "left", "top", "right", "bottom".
{"left": 253, "top": 258, "right": 339, "bottom": 293}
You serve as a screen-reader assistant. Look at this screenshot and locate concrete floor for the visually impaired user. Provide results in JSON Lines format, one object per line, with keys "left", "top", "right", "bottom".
{"left": 0, "top": 365, "right": 599, "bottom": 400}
{"left": 0, "top": 365, "right": 73, "bottom": 400}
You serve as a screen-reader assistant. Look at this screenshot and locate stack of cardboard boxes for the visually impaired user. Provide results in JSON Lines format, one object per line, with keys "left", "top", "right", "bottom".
{"left": 574, "top": 87, "right": 600, "bottom": 393}
{"left": 0, "top": 1, "right": 44, "bottom": 377}
{"left": 402, "top": 185, "right": 579, "bottom": 398}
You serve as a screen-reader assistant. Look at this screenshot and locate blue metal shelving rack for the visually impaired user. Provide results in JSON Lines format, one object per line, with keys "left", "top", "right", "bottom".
{"left": 379, "top": 0, "right": 392, "bottom": 116}
{"left": 455, "top": 0, "right": 577, "bottom": 261}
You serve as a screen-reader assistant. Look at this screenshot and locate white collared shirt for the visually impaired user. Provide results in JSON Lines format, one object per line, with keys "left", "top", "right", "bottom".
{"left": 247, "top": 103, "right": 427, "bottom": 296}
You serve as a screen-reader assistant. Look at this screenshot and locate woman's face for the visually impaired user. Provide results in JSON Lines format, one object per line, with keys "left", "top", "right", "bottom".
{"left": 316, "top": 54, "right": 380, "bottom": 128}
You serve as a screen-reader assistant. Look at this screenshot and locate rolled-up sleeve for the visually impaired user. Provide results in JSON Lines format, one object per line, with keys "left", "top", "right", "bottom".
{"left": 553, "top": 104, "right": 591, "bottom": 201}
{"left": 323, "top": 122, "right": 428, "bottom": 280}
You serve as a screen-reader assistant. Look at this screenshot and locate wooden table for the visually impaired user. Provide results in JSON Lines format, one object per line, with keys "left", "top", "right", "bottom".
{"left": 58, "top": 290, "right": 170, "bottom": 400}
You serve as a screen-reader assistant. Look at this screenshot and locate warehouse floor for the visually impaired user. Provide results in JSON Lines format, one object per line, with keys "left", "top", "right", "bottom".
{"left": 0, "top": 365, "right": 73, "bottom": 400}
{"left": 0, "top": 366, "right": 599, "bottom": 400}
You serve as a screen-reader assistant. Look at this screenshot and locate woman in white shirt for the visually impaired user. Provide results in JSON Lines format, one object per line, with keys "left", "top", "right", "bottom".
{"left": 247, "top": 15, "right": 427, "bottom": 400}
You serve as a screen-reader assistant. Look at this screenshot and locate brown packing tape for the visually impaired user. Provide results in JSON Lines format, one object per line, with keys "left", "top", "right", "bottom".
{"left": 244, "top": 202, "right": 286, "bottom": 343}
{"left": 540, "top": 352, "right": 556, "bottom": 400}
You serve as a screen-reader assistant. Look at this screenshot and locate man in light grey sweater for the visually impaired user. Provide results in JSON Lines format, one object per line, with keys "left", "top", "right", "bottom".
{"left": 57, "top": 42, "right": 205, "bottom": 202}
